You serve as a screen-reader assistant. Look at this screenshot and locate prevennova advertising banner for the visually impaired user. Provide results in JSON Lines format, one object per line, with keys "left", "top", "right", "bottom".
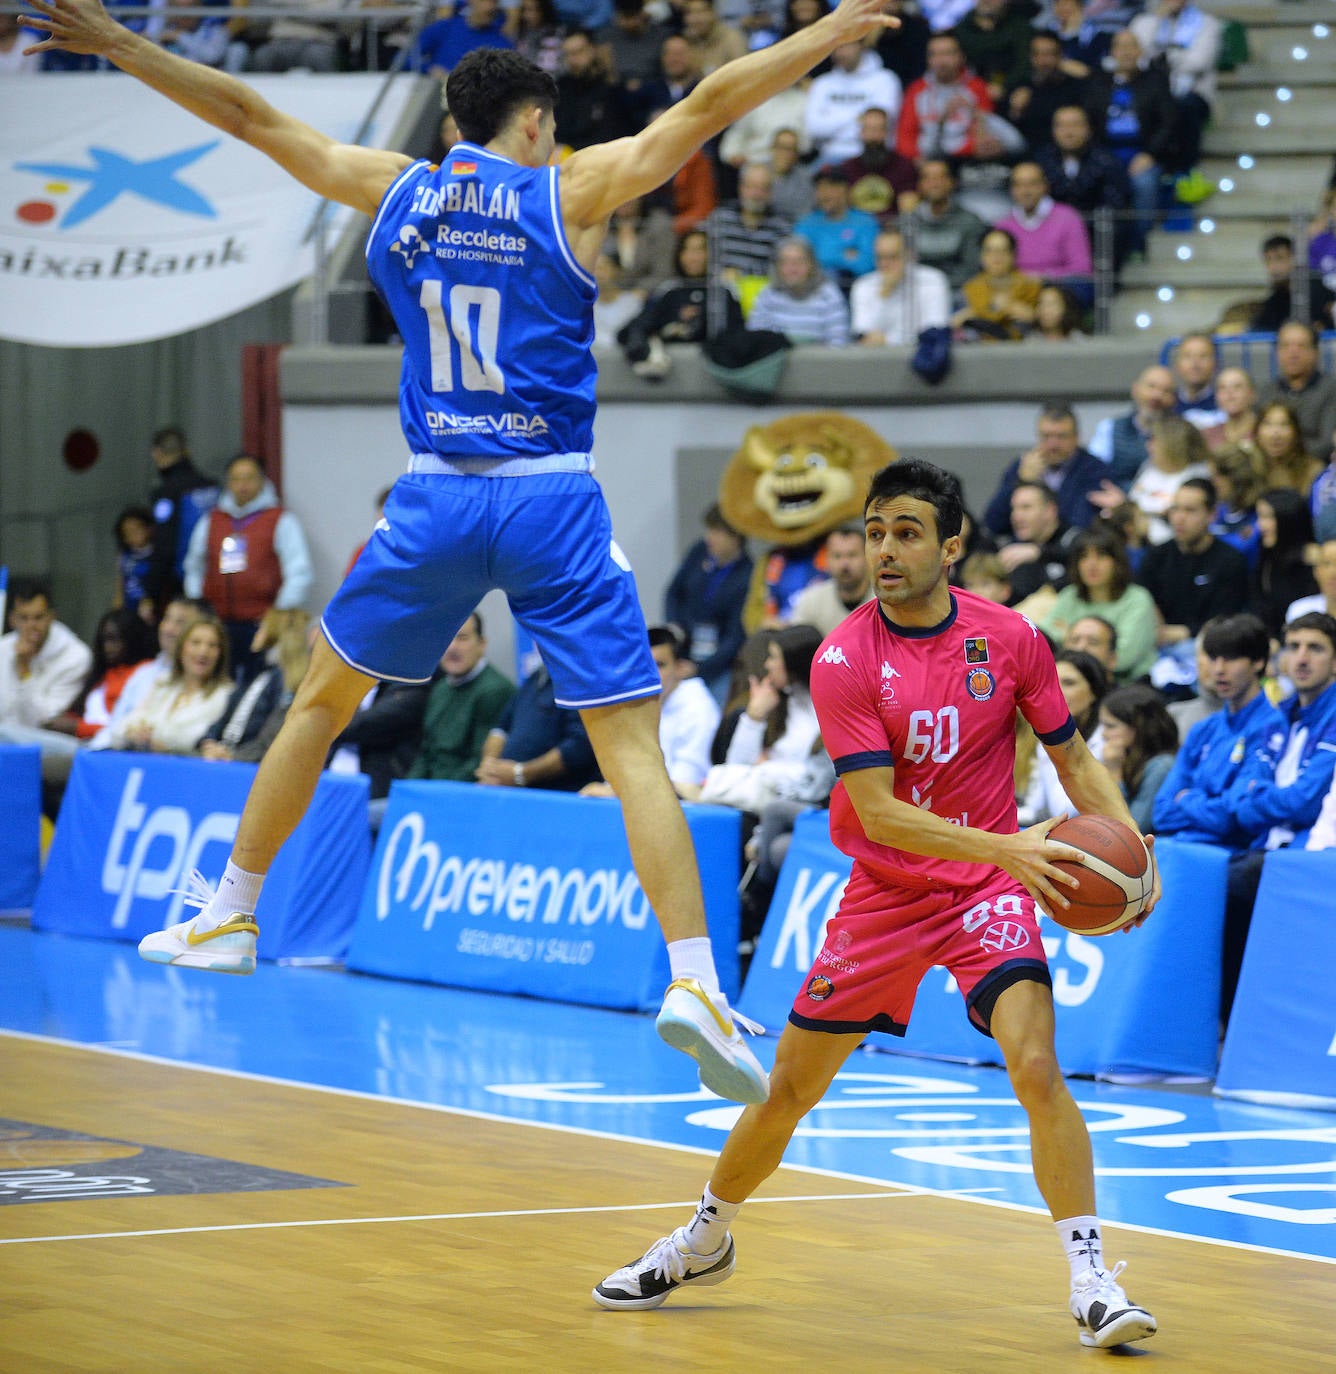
{"left": 32, "top": 751, "right": 371, "bottom": 961}
{"left": 347, "top": 782, "right": 742, "bottom": 1007}
{"left": 0, "top": 74, "right": 419, "bottom": 347}
{"left": 739, "top": 812, "right": 1226, "bottom": 1079}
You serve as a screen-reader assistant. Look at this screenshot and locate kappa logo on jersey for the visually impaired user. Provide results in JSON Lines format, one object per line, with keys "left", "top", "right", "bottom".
{"left": 820, "top": 645, "right": 850, "bottom": 666}
{"left": 964, "top": 636, "right": 989, "bottom": 664}
{"left": 979, "top": 920, "right": 1030, "bottom": 953}
{"left": 390, "top": 224, "right": 427, "bottom": 269}
{"left": 806, "top": 973, "right": 836, "bottom": 1001}
{"left": 966, "top": 666, "right": 996, "bottom": 701}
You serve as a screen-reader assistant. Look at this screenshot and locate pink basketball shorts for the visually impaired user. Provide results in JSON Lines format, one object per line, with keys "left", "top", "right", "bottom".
{"left": 789, "top": 863, "right": 1052, "bottom": 1040}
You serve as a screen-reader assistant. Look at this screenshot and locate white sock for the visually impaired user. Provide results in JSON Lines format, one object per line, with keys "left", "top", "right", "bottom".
{"left": 668, "top": 937, "right": 720, "bottom": 996}
{"left": 684, "top": 1185, "right": 739, "bottom": 1254}
{"left": 197, "top": 861, "right": 265, "bottom": 932}
{"left": 1057, "top": 1215, "right": 1104, "bottom": 1283}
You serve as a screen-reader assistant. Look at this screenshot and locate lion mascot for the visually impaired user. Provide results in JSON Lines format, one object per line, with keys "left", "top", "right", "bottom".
{"left": 718, "top": 412, "right": 897, "bottom": 630}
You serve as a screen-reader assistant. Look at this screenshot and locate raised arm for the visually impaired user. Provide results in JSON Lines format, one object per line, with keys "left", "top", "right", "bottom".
{"left": 23, "top": 0, "right": 411, "bottom": 216}
{"left": 559, "top": 0, "right": 895, "bottom": 231}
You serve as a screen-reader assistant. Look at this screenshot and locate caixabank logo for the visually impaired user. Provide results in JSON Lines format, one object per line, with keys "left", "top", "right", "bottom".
{"left": 4, "top": 139, "right": 251, "bottom": 280}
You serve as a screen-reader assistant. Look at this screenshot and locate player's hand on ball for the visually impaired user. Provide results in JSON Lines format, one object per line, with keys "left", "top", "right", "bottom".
{"left": 994, "top": 814, "right": 1085, "bottom": 912}
{"left": 1119, "top": 832, "right": 1160, "bottom": 931}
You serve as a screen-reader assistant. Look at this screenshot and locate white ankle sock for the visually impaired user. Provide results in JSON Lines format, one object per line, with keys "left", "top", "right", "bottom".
{"left": 197, "top": 862, "right": 265, "bottom": 932}
{"left": 1057, "top": 1215, "right": 1104, "bottom": 1283}
{"left": 668, "top": 938, "right": 720, "bottom": 996}
{"left": 684, "top": 1185, "right": 739, "bottom": 1253}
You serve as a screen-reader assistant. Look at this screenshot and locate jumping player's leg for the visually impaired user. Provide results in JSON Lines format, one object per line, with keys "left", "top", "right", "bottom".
{"left": 581, "top": 696, "right": 709, "bottom": 946}
{"left": 593, "top": 1023, "right": 862, "bottom": 1310}
{"left": 989, "top": 979, "right": 1156, "bottom": 1349}
{"left": 138, "top": 636, "right": 377, "bottom": 971}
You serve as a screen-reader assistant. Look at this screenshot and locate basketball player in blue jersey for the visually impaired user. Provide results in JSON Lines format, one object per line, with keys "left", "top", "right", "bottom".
{"left": 25, "top": 0, "right": 897, "bottom": 1107}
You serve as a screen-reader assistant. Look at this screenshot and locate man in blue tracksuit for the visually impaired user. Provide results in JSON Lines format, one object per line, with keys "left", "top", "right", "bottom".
{"left": 1152, "top": 614, "right": 1284, "bottom": 849}
{"left": 1217, "top": 612, "right": 1336, "bottom": 1023}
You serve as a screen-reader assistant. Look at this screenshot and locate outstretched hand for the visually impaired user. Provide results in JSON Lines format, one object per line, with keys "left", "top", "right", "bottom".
{"left": 829, "top": 0, "right": 900, "bottom": 43}
{"left": 23, "top": 0, "right": 121, "bottom": 55}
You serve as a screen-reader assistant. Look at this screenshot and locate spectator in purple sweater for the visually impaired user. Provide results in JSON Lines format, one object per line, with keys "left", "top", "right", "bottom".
{"left": 995, "top": 160, "right": 1093, "bottom": 309}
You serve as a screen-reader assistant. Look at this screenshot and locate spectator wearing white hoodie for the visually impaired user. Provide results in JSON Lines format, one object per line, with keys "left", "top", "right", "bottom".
{"left": 804, "top": 40, "right": 903, "bottom": 167}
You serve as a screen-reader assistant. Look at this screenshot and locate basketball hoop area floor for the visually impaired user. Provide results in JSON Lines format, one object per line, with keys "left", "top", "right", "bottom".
{"left": 0, "top": 925, "right": 1331, "bottom": 1373}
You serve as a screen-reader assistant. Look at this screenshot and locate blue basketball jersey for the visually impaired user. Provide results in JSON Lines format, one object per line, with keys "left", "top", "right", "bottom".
{"left": 366, "top": 146, "right": 598, "bottom": 460}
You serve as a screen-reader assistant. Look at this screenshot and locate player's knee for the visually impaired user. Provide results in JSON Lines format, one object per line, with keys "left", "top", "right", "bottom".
{"left": 1005, "top": 1042, "right": 1063, "bottom": 1106}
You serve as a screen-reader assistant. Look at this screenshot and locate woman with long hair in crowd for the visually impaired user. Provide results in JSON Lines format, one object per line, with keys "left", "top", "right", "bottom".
{"left": 102, "top": 612, "right": 232, "bottom": 754}
{"left": 1040, "top": 526, "right": 1158, "bottom": 681}
{"left": 1250, "top": 487, "right": 1318, "bottom": 637}
{"left": 1254, "top": 400, "right": 1323, "bottom": 496}
{"left": 1097, "top": 684, "right": 1178, "bottom": 830}
{"left": 1028, "top": 284, "right": 1086, "bottom": 343}
{"left": 46, "top": 607, "right": 156, "bottom": 742}
{"left": 509, "top": 0, "right": 563, "bottom": 73}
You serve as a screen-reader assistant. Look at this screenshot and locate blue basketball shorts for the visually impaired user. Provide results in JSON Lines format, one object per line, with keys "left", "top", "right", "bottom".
{"left": 321, "top": 470, "right": 660, "bottom": 709}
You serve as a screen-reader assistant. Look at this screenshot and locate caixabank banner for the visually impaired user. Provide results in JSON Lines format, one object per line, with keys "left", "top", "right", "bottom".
{"left": 348, "top": 781, "right": 741, "bottom": 1007}
{"left": 0, "top": 74, "right": 417, "bottom": 346}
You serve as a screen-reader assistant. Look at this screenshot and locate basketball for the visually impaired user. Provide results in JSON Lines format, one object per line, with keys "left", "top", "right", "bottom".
{"left": 1046, "top": 815, "right": 1153, "bottom": 936}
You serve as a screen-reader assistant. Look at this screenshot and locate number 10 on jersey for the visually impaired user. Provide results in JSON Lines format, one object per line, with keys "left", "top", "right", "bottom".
{"left": 420, "top": 281, "right": 506, "bottom": 395}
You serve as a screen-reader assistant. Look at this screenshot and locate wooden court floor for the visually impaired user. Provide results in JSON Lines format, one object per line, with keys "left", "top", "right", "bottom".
{"left": 1, "top": 1038, "right": 1331, "bottom": 1373}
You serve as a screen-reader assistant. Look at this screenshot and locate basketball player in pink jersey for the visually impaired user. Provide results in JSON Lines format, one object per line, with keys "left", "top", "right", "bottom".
{"left": 595, "top": 459, "right": 1161, "bottom": 1351}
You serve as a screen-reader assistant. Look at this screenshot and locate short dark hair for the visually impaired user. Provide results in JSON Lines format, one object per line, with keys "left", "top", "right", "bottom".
{"left": 1011, "top": 479, "right": 1058, "bottom": 507}
{"left": 983, "top": 226, "right": 1017, "bottom": 254}
{"left": 8, "top": 575, "right": 52, "bottom": 608}
{"left": 445, "top": 49, "right": 558, "bottom": 146}
{"left": 1262, "top": 233, "right": 1294, "bottom": 255}
{"left": 114, "top": 505, "right": 156, "bottom": 548}
{"left": 863, "top": 458, "right": 964, "bottom": 541}
{"left": 1038, "top": 400, "right": 1078, "bottom": 428}
{"left": 151, "top": 425, "right": 187, "bottom": 454}
{"left": 648, "top": 623, "right": 688, "bottom": 659}
{"left": 702, "top": 502, "right": 739, "bottom": 537}
{"left": 1202, "top": 613, "right": 1270, "bottom": 665}
{"left": 1031, "top": 29, "right": 1061, "bottom": 48}
{"left": 1285, "top": 610, "right": 1336, "bottom": 653}
{"left": 1177, "top": 476, "right": 1217, "bottom": 509}
{"left": 225, "top": 451, "right": 266, "bottom": 475}
{"left": 1068, "top": 613, "right": 1118, "bottom": 653}
{"left": 463, "top": 610, "right": 484, "bottom": 637}
{"left": 1278, "top": 319, "right": 1320, "bottom": 348}
{"left": 813, "top": 168, "right": 848, "bottom": 187}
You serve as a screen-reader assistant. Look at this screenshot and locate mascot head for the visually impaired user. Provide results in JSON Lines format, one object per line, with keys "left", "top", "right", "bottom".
{"left": 719, "top": 413, "right": 896, "bottom": 547}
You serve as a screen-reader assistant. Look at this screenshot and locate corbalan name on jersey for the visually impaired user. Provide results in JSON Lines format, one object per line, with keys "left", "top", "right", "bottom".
{"left": 411, "top": 181, "right": 521, "bottom": 221}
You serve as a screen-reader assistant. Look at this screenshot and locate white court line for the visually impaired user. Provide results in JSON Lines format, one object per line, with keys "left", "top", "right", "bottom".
{"left": 3, "top": 1028, "right": 1334, "bottom": 1268}
{"left": 0, "top": 1189, "right": 999, "bottom": 1248}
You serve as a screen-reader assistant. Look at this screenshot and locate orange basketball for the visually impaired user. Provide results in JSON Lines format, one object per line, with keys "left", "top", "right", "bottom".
{"left": 1047, "top": 815, "right": 1152, "bottom": 936}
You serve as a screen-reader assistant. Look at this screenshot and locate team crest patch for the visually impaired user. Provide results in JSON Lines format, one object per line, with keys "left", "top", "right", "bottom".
{"left": 964, "top": 636, "right": 989, "bottom": 664}
{"left": 966, "top": 666, "right": 996, "bottom": 701}
{"left": 806, "top": 974, "right": 835, "bottom": 1002}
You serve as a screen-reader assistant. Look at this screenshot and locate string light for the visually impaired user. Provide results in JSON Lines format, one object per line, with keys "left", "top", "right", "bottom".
{"left": 1238, "top": 155, "right": 1255, "bottom": 169}
{"left": 1293, "top": 45, "right": 1309, "bottom": 60}
{"left": 1219, "top": 178, "right": 1235, "bottom": 193}
{"left": 1177, "top": 245, "right": 1193, "bottom": 261}
{"left": 1277, "top": 87, "right": 1293, "bottom": 102}
{"left": 1158, "top": 287, "right": 1175, "bottom": 302}
{"left": 1255, "top": 112, "right": 1272, "bottom": 127}
{"left": 1313, "top": 23, "right": 1329, "bottom": 38}
{"left": 1200, "top": 219, "right": 1216, "bottom": 234}
{"left": 1136, "top": 313, "right": 1152, "bottom": 329}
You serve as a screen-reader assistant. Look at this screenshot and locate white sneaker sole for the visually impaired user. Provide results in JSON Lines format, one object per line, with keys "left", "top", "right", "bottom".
{"left": 656, "top": 1002, "right": 769, "bottom": 1105}
{"left": 1078, "top": 1311, "right": 1157, "bottom": 1348}
{"left": 138, "top": 924, "right": 257, "bottom": 975}
{"left": 591, "top": 1240, "right": 736, "bottom": 1310}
